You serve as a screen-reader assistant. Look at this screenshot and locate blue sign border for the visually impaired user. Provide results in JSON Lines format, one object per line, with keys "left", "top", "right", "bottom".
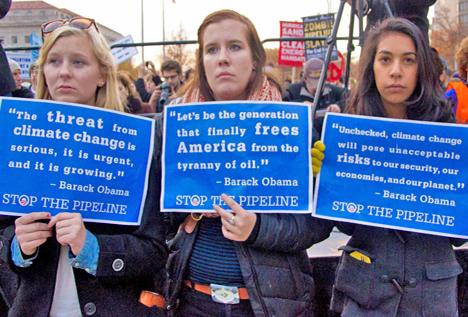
{"left": 161, "top": 101, "right": 313, "bottom": 213}
{"left": 0, "top": 97, "right": 154, "bottom": 225}
{"left": 314, "top": 113, "right": 468, "bottom": 239}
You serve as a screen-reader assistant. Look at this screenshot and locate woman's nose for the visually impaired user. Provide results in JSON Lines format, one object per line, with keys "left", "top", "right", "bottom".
{"left": 390, "top": 61, "right": 402, "bottom": 78}
{"left": 58, "top": 62, "right": 71, "bottom": 78}
{"left": 218, "top": 47, "right": 229, "bottom": 65}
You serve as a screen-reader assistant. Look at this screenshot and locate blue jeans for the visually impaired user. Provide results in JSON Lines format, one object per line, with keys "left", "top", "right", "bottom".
{"left": 176, "top": 287, "right": 255, "bottom": 317}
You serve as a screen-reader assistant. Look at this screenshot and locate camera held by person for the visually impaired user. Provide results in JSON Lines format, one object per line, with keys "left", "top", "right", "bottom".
{"left": 156, "top": 60, "right": 184, "bottom": 112}
{"left": 158, "top": 82, "right": 172, "bottom": 106}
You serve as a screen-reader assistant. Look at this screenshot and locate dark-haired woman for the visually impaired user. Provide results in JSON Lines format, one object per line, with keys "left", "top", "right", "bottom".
{"left": 330, "top": 18, "right": 466, "bottom": 317}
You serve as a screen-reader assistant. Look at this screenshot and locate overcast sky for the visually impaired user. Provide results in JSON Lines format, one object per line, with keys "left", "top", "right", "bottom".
{"left": 16, "top": 0, "right": 434, "bottom": 64}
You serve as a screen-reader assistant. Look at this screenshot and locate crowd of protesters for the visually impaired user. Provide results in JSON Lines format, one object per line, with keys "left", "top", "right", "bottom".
{"left": 0, "top": 0, "right": 468, "bottom": 316}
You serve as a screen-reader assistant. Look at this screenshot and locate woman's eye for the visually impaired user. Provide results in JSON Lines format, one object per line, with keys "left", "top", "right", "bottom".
{"left": 229, "top": 43, "right": 241, "bottom": 51}
{"left": 206, "top": 46, "right": 218, "bottom": 54}
{"left": 47, "top": 58, "right": 59, "bottom": 65}
{"left": 404, "top": 57, "right": 416, "bottom": 64}
{"left": 380, "top": 56, "right": 390, "bottom": 64}
{"left": 73, "top": 60, "right": 84, "bottom": 65}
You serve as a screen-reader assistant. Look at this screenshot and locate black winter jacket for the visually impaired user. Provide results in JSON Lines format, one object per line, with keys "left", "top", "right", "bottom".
{"left": 0, "top": 0, "right": 15, "bottom": 96}
{"left": 165, "top": 214, "right": 333, "bottom": 317}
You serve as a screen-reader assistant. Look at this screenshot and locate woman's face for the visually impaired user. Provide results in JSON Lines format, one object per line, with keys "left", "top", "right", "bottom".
{"left": 202, "top": 19, "right": 254, "bottom": 101}
{"left": 373, "top": 32, "right": 418, "bottom": 118}
{"left": 43, "top": 34, "right": 105, "bottom": 106}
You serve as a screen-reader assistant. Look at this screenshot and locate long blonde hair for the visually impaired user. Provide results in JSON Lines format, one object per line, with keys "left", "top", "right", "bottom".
{"left": 35, "top": 26, "right": 123, "bottom": 112}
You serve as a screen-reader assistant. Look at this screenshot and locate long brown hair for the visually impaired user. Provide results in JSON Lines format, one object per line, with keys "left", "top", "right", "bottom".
{"left": 188, "top": 9, "right": 266, "bottom": 101}
{"left": 347, "top": 18, "right": 451, "bottom": 122}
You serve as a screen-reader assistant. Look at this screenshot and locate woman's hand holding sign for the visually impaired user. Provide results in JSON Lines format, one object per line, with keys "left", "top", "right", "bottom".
{"left": 49, "top": 213, "right": 87, "bottom": 256}
{"left": 15, "top": 212, "right": 53, "bottom": 256}
{"left": 214, "top": 194, "right": 257, "bottom": 242}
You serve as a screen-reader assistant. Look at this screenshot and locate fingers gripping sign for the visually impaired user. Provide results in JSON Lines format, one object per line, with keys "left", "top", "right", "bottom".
{"left": 15, "top": 212, "right": 53, "bottom": 256}
{"left": 213, "top": 194, "right": 257, "bottom": 242}
{"left": 48, "top": 213, "right": 87, "bottom": 256}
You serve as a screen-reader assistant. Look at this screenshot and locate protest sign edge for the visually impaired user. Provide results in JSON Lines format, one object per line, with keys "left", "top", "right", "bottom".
{"left": 312, "top": 212, "right": 468, "bottom": 240}
{"left": 0, "top": 97, "right": 154, "bottom": 226}
{"left": 160, "top": 100, "right": 312, "bottom": 213}
{"left": 312, "top": 112, "right": 468, "bottom": 238}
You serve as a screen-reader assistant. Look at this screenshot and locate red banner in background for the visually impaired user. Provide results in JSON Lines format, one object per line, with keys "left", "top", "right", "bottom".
{"left": 327, "top": 50, "right": 345, "bottom": 83}
{"left": 278, "top": 21, "right": 305, "bottom": 67}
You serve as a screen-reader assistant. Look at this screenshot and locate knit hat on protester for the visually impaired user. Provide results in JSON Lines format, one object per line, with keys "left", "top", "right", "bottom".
{"left": 303, "top": 58, "right": 323, "bottom": 80}
{"left": 8, "top": 58, "right": 20, "bottom": 73}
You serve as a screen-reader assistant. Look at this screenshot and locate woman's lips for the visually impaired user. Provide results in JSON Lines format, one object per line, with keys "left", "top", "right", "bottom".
{"left": 217, "top": 72, "right": 234, "bottom": 79}
{"left": 386, "top": 84, "right": 405, "bottom": 92}
{"left": 57, "top": 85, "right": 75, "bottom": 92}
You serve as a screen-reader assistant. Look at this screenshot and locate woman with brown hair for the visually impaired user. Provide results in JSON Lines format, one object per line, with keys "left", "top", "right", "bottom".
{"left": 163, "top": 9, "right": 332, "bottom": 317}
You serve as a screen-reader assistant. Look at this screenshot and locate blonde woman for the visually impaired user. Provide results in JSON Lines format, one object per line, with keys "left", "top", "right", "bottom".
{"left": 0, "top": 17, "right": 166, "bottom": 317}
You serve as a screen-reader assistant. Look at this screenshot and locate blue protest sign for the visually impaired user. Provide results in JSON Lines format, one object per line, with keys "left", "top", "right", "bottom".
{"left": 0, "top": 98, "right": 154, "bottom": 225}
{"left": 29, "top": 32, "right": 43, "bottom": 62}
{"left": 314, "top": 113, "right": 468, "bottom": 238}
{"left": 161, "top": 101, "right": 312, "bottom": 213}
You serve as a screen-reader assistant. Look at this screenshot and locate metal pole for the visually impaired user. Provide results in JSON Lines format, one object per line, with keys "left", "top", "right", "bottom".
{"left": 162, "top": 0, "right": 166, "bottom": 58}
{"left": 344, "top": 0, "right": 358, "bottom": 90}
{"left": 141, "top": 0, "right": 145, "bottom": 63}
{"left": 311, "top": 0, "right": 347, "bottom": 121}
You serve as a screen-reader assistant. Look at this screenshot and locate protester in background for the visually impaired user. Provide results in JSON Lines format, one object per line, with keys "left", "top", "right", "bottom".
{"left": 156, "top": 59, "right": 184, "bottom": 112}
{"left": 8, "top": 58, "right": 34, "bottom": 98}
{"left": 0, "top": 17, "right": 167, "bottom": 317}
{"left": 430, "top": 47, "right": 452, "bottom": 90}
{"left": 163, "top": 9, "right": 333, "bottom": 317}
{"left": 446, "top": 36, "right": 468, "bottom": 124}
{"left": 0, "top": 0, "right": 15, "bottom": 96}
{"left": 135, "top": 60, "right": 161, "bottom": 103}
{"left": 329, "top": 18, "right": 465, "bottom": 317}
{"left": 283, "top": 57, "right": 345, "bottom": 135}
{"left": 117, "top": 71, "right": 155, "bottom": 114}
{"left": 26, "top": 62, "right": 39, "bottom": 95}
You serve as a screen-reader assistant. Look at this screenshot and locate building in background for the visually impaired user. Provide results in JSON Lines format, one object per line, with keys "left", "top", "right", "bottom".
{"left": 431, "top": 0, "right": 468, "bottom": 71}
{"left": 0, "top": 1, "right": 122, "bottom": 48}
{"left": 460, "top": 0, "right": 468, "bottom": 26}
{"left": 433, "top": 0, "right": 468, "bottom": 30}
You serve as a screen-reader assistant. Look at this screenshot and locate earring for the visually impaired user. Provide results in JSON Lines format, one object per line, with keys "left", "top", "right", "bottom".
{"left": 98, "top": 81, "right": 105, "bottom": 87}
